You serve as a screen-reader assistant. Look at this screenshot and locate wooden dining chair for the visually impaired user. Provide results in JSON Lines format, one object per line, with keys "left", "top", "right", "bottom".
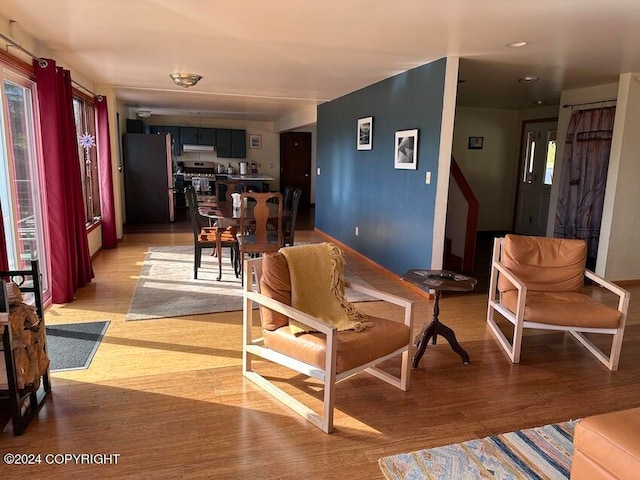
{"left": 237, "top": 191, "right": 283, "bottom": 277}
{"left": 185, "top": 185, "right": 239, "bottom": 279}
{"left": 215, "top": 180, "right": 247, "bottom": 202}
{"left": 283, "top": 188, "right": 302, "bottom": 247}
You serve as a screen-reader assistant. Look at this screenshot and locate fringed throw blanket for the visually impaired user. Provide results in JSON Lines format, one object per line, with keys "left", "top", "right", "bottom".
{"left": 280, "top": 242, "right": 372, "bottom": 334}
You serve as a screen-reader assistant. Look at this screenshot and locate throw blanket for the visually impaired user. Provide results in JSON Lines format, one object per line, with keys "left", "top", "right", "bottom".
{"left": 280, "top": 242, "right": 372, "bottom": 334}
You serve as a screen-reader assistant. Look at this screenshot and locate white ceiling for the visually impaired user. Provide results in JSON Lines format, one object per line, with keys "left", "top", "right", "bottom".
{"left": 2, "top": 0, "right": 640, "bottom": 122}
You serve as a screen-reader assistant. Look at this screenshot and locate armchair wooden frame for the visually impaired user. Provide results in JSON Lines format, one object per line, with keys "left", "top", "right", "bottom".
{"left": 242, "top": 257, "right": 414, "bottom": 433}
{"left": 487, "top": 237, "right": 630, "bottom": 370}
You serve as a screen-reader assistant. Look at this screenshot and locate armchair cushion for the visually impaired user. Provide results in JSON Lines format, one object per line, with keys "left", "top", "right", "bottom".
{"left": 263, "top": 317, "right": 411, "bottom": 374}
{"left": 258, "top": 252, "right": 291, "bottom": 331}
{"left": 498, "top": 235, "right": 586, "bottom": 293}
{"left": 501, "top": 291, "right": 622, "bottom": 328}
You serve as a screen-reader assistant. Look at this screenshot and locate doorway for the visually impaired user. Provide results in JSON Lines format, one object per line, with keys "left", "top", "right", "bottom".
{"left": 513, "top": 119, "right": 558, "bottom": 235}
{"left": 279, "top": 132, "right": 312, "bottom": 211}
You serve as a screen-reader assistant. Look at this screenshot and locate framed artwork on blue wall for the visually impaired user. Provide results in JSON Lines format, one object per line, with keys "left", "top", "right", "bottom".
{"left": 394, "top": 129, "right": 418, "bottom": 169}
{"left": 357, "top": 116, "right": 373, "bottom": 150}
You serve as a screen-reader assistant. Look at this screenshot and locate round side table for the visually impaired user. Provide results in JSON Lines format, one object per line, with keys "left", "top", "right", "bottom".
{"left": 402, "top": 269, "right": 477, "bottom": 369}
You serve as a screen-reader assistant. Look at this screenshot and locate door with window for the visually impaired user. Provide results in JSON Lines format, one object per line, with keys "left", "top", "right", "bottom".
{"left": 514, "top": 120, "right": 557, "bottom": 236}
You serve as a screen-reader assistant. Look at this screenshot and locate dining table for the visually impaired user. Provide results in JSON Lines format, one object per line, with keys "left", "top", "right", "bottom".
{"left": 200, "top": 199, "right": 289, "bottom": 281}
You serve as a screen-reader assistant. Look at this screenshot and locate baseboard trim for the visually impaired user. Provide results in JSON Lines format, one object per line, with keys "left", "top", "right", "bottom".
{"left": 313, "top": 228, "right": 433, "bottom": 300}
{"left": 613, "top": 279, "right": 640, "bottom": 286}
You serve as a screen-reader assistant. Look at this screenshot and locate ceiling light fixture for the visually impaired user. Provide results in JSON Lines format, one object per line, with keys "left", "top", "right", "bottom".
{"left": 507, "top": 41, "right": 529, "bottom": 48}
{"left": 136, "top": 110, "right": 152, "bottom": 118}
{"left": 519, "top": 76, "right": 540, "bottom": 83}
{"left": 169, "top": 72, "right": 203, "bottom": 88}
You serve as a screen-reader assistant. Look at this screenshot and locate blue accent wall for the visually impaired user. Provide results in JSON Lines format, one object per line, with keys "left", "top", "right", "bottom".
{"left": 316, "top": 58, "right": 447, "bottom": 275}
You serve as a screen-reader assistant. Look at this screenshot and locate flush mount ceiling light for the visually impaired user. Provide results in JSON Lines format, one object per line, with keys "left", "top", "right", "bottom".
{"left": 169, "top": 72, "right": 203, "bottom": 88}
{"left": 136, "top": 110, "right": 151, "bottom": 118}
{"left": 507, "top": 41, "right": 529, "bottom": 48}
{"left": 519, "top": 76, "right": 540, "bottom": 83}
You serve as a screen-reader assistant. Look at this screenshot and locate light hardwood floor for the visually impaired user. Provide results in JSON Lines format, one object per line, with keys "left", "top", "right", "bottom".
{"left": 2, "top": 225, "right": 640, "bottom": 479}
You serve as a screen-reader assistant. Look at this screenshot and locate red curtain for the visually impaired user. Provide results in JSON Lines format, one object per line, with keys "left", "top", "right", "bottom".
{"left": 95, "top": 97, "right": 117, "bottom": 248}
{"left": 0, "top": 200, "right": 8, "bottom": 272}
{"left": 33, "top": 58, "right": 93, "bottom": 303}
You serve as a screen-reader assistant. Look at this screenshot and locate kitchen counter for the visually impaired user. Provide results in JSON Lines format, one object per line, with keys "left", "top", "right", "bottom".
{"left": 226, "top": 174, "right": 276, "bottom": 181}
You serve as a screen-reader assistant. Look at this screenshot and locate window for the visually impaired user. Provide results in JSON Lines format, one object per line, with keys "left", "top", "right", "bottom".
{"left": 72, "top": 95, "right": 101, "bottom": 225}
{"left": 0, "top": 69, "right": 49, "bottom": 296}
{"left": 544, "top": 131, "right": 557, "bottom": 185}
{"left": 522, "top": 131, "right": 536, "bottom": 183}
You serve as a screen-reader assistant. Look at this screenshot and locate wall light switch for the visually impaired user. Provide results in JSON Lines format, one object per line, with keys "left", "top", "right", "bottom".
{"left": 317, "top": 167, "right": 321, "bottom": 175}
{"left": 355, "top": 226, "right": 359, "bottom": 236}
{"left": 425, "top": 171, "right": 432, "bottom": 184}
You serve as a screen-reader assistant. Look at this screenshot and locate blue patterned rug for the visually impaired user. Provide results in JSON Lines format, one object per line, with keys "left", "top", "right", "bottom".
{"left": 379, "top": 420, "right": 577, "bottom": 480}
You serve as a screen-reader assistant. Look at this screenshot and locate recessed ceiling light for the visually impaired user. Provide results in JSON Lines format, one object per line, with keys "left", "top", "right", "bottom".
{"left": 507, "top": 41, "right": 529, "bottom": 48}
{"left": 519, "top": 76, "right": 540, "bottom": 83}
{"left": 532, "top": 100, "right": 546, "bottom": 105}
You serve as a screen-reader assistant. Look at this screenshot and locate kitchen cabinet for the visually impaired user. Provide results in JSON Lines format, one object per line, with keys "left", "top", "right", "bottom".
{"left": 198, "top": 128, "right": 217, "bottom": 145}
{"left": 149, "top": 125, "right": 181, "bottom": 157}
{"left": 215, "top": 129, "right": 232, "bottom": 157}
{"left": 179, "top": 127, "right": 199, "bottom": 146}
{"left": 216, "top": 128, "right": 246, "bottom": 158}
{"left": 157, "top": 125, "right": 247, "bottom": 158}
{"left": 231, "top": 129, "right": 247, "bottom": 158}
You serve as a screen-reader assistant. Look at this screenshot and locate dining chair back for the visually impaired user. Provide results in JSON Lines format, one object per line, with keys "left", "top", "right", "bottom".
{"left": 216, "top": 180, "right": 247, "bottom": 202}
{"left": 185, "top": 185, "right": 239, "bottom": 279}
{"left": 283, "top": 185, "right": 294, "bottom": 212}
{"left": 238, "top": 192, "right": 283, "bottom": 275}
{"left": 283, "top": 188, "right": 302, "bottom": 246}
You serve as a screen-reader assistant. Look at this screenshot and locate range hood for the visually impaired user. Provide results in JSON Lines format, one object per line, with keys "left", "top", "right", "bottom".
{"left": 182, "top": 144, "right": 215, "bottom": 153}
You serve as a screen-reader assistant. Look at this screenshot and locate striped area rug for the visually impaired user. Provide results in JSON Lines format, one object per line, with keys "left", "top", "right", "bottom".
{"left": 379, "top": 420, "right": 577, "bottom": 480}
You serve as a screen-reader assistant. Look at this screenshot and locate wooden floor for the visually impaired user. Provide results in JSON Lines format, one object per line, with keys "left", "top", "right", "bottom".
{"left": 2, "top": 222, "right": 640, "bottom": 479}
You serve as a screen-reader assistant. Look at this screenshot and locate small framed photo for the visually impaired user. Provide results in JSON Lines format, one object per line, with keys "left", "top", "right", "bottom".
{"left": 468, "top": 136, "right": 484, "bottom": 150}
{"left": 394, "top": 129, "right": 418, "bottom": 170}
{"left": 249, "top": 134, "right": 262, "bottom": 149}
{"left": 357, "top": 116, "right": 373, "bottom": 150}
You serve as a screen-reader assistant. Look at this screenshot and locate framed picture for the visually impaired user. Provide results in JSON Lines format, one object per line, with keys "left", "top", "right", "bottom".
{"left": 394, "top": 129, "right": 418, "bottom": 170}
{"left": 357, "top": 116, "right": 373, "bottom": 150}
{"left": 249, "top": 134, "right": 262, "bottom": 149}
{"left": 468, "top": 136, "right": 484, "bottom": 149}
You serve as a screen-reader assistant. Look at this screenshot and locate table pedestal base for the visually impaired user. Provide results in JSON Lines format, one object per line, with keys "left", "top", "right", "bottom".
{"left": 411, "top": 318, "right": 470, "bottom": 369}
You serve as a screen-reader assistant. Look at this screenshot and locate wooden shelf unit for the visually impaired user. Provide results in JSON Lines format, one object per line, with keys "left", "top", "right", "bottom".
{"left": 0, "top": 260, "right": 51, "bottom": 436}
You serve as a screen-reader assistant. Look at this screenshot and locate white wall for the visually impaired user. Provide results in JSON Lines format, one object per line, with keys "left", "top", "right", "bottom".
{"left": 452, "top": 107, "right": 520, "bottom": 231}
{"left": 597, "top": 74, "right": 640, "bottom": 279}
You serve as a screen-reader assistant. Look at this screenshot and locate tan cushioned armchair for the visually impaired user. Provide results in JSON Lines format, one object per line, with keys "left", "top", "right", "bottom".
{"left": 487, "top": 235, "right": 629, "bottom": 370}
{"left": 242, "top": 250, "right": 414, "bottom": 433}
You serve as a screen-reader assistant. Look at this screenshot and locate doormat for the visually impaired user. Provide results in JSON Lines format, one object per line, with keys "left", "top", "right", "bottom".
{"left": 45, "top": 321, "right": 110, "bottom": 372}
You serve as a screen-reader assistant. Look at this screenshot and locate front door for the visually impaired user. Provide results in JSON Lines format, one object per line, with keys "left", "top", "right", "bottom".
{"left": 279, "top": 132, "right": 311, "bottom": 210}
{"left": 514, "top": 119, "right": 557, "bottom": 236}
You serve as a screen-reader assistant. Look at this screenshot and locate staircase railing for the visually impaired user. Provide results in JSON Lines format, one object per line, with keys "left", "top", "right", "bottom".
{"left": 450, "top": 157, "right": 479, "bottom": 272}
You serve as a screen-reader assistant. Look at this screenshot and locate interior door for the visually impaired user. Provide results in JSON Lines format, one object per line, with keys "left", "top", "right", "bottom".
{"left": 514, "top": 120, "right": 557, "bottom": 236}
{"left": 279, "top": 132, "right": 311, "bottom": 210}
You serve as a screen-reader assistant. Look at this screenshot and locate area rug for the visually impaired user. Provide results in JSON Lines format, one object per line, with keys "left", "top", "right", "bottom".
{"left": 125, "top": 245, "right": 376, "bottom": 321}
{"left": 45, "top": 321, "right": 110, "bottom": 372}
{"left": 379, "top": 420, "right": 577, "bottom": 480}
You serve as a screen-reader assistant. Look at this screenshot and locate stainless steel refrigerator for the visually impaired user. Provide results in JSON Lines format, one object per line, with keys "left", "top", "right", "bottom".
{"left": 122, "top": 133, "right": 175, "bottom": 223}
